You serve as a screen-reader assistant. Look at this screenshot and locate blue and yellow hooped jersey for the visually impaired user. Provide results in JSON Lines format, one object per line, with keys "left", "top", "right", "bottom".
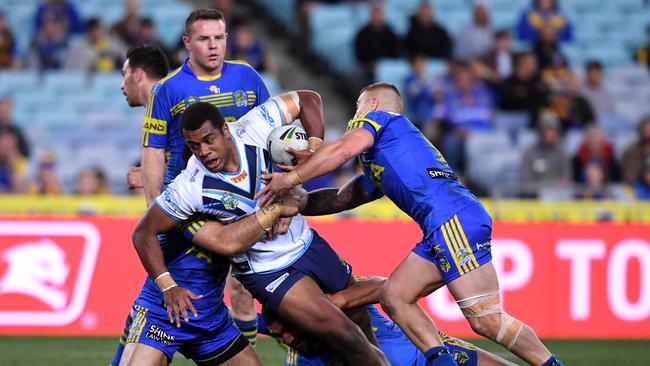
{"left": 142, "top": 59, "right": 270, "bottom": 185}
{"left": 347, "top": 110, "right": 481, "bottom": 235}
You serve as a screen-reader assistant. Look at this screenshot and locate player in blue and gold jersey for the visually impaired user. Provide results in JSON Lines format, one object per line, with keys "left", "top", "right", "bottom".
{"left": 258, "top": 82, "right": 563, "bottom": 366}
{"left": 140, "top": 8, "right": 270, "bottom": 205}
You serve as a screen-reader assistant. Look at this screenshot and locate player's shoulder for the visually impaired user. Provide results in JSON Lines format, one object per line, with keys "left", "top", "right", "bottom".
{"left": 224, "top": 60, "right": 264, "bottom": 80}
{"left": 151, "top": 65, "right": 184, "bottom": 95}
{"left": 348, "top": 110, "right": 394, "bottom": 132}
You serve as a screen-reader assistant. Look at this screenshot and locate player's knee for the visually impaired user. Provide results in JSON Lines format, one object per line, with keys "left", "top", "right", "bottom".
{"left": 379, "top": 282, "right": 404, "bottom": 317}
{"left": 466, "top": 313, "right": 501, "bottom": 339}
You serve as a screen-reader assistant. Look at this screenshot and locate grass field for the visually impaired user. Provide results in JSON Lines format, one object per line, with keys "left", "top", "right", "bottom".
{"left": 0, "top": 336, "right": 648, "bottom": 365}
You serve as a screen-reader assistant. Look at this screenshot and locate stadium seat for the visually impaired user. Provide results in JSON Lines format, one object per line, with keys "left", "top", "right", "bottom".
{"left": 0, "top": 71, "right": 40, "bottom": 94}
{"left": 43, "top": 71, "right": 90, "bottom": 94}
{"left": 375, "top": 59, "right": 411, "bottom": 90}
{"left": 260, "top": 73, "right": 283, "bottom": 96}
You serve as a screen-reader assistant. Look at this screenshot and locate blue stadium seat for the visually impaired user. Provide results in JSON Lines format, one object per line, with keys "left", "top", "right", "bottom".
{"left": 375, "top": 59, "right": 411, "bottom": 90}
{"left": 0, "top": 71, "right": 40, "bottom": 94}
{"left": 43, "top": 71, "right": 90, "bottom": 94}
{"left": 260, "top": 73, "right": 282, "bottom": 96}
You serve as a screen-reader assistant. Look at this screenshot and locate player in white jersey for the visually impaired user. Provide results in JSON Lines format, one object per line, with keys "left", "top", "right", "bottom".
{"left": 132, "top": 91, "right": 389, "bottom": 366}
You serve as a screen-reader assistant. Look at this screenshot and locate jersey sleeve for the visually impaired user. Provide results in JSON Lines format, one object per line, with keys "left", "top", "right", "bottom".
{"left": 356, "top": 173, "right": 384, "bottom": 200}
{"left": 154, "top": 166, "right": 202, "bottom": 221}
{"left": 345, "top": 111, "right": 388, "bottom": 139}
{"left": 142, "top": 82, "right": 171, "bottom": 148}
{"left": 232, "top": 97, "right": 285, "bottom": 146}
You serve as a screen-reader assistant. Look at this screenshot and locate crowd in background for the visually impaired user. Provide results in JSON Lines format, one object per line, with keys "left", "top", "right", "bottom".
{"left": 342, "top": 0, "right": 650, "bottom": 200}
{"left": 1, "top": 0, "right": 650, "bottom": 200}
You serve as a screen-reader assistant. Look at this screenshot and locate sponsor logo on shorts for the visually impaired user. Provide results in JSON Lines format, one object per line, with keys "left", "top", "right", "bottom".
{"left": 437, "top": 256, "right": 451, "bottom": 273}
{"left": 146, "top": 324, "right": 176, "bottom": 346}
{"left": 265, "top": 272, "right": 289, "bottom": 293}
{"left": 338, "top": 257, "right": 351, "bottom": 274}
{"left": 433, "top": 244, "right": 443, "bottom": 256}
{"left": 426, "top": 168, "right": 458, "bottom": 181}
{"left": 233, "top": 90, "right": 248, "bottom": 107}
{"left": 476, "top": 241, "right": 492, "bottom": 252}
{"left": 452, "top": 350, "right": 469, "bottom": 364}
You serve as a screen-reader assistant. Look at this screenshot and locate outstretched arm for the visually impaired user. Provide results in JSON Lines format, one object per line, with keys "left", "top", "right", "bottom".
{"left": 329, "top": 276, "right": 387, "bottom": 310}
{"left": 256, "top": 128, "right": 375, "bottom": 205}
{"left": 302, "top": 174, "right": 379, "bottom": 216}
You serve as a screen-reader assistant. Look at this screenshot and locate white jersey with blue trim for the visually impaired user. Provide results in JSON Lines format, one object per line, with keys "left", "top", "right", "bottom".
{"left": 155, "top": 97, "right": 313, "bottom": 275}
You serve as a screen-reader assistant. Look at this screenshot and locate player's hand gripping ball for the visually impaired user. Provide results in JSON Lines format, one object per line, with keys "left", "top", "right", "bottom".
{"left": 266, "top": 125, "right": 309, "bottom": 166}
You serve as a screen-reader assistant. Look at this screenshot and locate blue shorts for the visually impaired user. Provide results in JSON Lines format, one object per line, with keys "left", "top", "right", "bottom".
{"left": 125, "top": 301, "right": 244, "bottom": 362}
{"left": 236, "top": 230, "right": 352, "bottom": 313}
{"left": 413, "top": 203, "right": 493, "bottom": 284}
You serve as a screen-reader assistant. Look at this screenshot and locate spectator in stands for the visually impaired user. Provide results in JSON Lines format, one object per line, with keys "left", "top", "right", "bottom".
{"left": 519, "top": 112, "right": 570, "bottom": 197}
{"left": 138, "top": 18, "right": 172, "bottom": 62}
{"left": 547, "top": 73, "right": 595, "bottom": 131}
{"left": 534, "top": 24, "right": 567, "bottom": 71}
{"left": 572, "top": 125, "right": 621, "bottom": 184}
{"left": 574, "top": 161, "right": 614, "bottom": 200}
{"left": 482, "top": 29, "right": 514, "bottom": 81}
{"left": 634, "top": 24, "right": 650, "bottom": 70}
{"left": 632, "top": 157, "right": 650, "bottom": 200}
{"left": 516, "top": 0, "right": 572, "bottom": 43}
{"left": 454, "top": 2, "right": 493, "bottom": 61}
{"left": 111, "top": 0, "right": 143, "bottom": 48}
{"left": 26, "top": 15, "right": 69, "bottom": 71}
{"left": 354, "top": 3, "right": 400, "bottom": 84}
{"left": 65, "top": 18, "right": 127, "bottom": 73}
{"left": 228, "top": 22, "right": 273, "bottom": 74}
{"left": 433, "top": 61, "right": 495, "bottom": 173}
{"left": 28, "top": 151, "right": 61, "bottom": 195}
{"left": 0, "top": 96, "right": 30, "bottom": 158}
{"left": 34, "top": 0, "right": 84, "bottom": 39}
{"left": 403, "top": 54, "right": 433, "bottom": 129}
{"left": 0, "top": 129, "right": 26, "bottom": 193}
{"left": 74, "top": 167, "right": 110, "bottom": 195}
{"left": 0, "top": 10, "right": 19, "bottom": 69}
{"left": 621, "top": 116, "right": 650, "bottom": 184}
{"left": 581, "top": 60, "right": 616, "bottom": 119}
{"left": 497, "top": 51, "right": 548, "bottom": 126}
{"left": 406, "top": 1, "right": 452, "bottom": 60}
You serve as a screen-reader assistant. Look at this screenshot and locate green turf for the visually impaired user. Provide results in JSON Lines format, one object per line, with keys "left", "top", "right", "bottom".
{"left": 0, "top": 336, "right": 648, "bottom": 365}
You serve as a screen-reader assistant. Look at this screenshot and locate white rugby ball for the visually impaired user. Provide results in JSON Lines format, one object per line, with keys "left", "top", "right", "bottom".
{"left": 267, "top": 125, "right": 309, "bottom": 166}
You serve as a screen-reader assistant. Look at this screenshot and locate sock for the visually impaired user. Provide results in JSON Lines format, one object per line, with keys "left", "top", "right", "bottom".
{"left": 542, "top": 355, "right": 563, "bottom": 366}
{"left": 109, "top": 341, "right": 125, "bottom": 366}
{"left": 424, "top": 346, "right": 458, "bottom": 366}
{"left": 233, "top": 317, "right": 258, "bottom": 347}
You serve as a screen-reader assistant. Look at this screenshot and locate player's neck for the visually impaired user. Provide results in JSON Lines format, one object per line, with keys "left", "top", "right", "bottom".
{"left": 187, "top": 59, "right": 223, "bottom": 79}
{"left": 141, "top": 80, "right": 158, "bottom": 106}
{"left": 223, "top": 144, "right": 240, "bottom": 173}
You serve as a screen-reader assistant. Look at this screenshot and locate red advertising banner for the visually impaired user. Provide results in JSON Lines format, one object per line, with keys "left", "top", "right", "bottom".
{"left": 0, "top": 217, "right": 648, "bottom": 338}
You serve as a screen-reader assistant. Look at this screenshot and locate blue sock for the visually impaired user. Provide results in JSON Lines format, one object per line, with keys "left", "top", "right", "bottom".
{"left": 542, "top": 355, "right": 563, "bottom": 366}
{"left": 424, "top": 346, "right": 458, "bottom": 366}
{"left": 109, "top": 341, "right": 125, "bottom": 366}
{"left": 233, "top": 317, "right": 258, "bottom": 347}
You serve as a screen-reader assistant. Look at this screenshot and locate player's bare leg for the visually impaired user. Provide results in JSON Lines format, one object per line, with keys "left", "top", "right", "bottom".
{"left": 380, "top": 252, "right": 447, "bottom": 352}
{"left": 447, "top": 262, "right": 554, "bottom": 366}
{"left": 120, "top": 343, "right": 167, "bottom": 366}
{"left": 278, "top": 275, "right": 389, "bottom": 366}
{"left": 475, "top": 347, "right": 518, "bottom": 366}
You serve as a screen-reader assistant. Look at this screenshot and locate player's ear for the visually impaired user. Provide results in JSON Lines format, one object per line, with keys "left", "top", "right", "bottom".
{"left": 222, "top": 124, "right": 230, "bottom": 138}
{"left": 370, "top": 97, "right": 380, "bottom": 111}
{"left": 182, "top": 35, "right": 191, "bottom": 50}
{"left": 133, "top": 68, "right": 144, "bottom": 84}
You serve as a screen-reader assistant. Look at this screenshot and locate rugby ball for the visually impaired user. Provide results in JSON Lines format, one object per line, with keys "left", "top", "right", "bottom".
{"left": 267, "top": 125, "right": 309, "bottom": 166}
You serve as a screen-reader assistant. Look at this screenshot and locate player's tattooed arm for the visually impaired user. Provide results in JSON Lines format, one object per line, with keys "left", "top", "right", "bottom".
{"left": 302, "top": 174, "right": 377, "bottom": 216}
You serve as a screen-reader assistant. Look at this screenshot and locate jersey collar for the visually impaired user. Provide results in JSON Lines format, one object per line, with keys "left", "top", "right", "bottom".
{"left": 182, "top": 58, "right": 224, "bottom": 81}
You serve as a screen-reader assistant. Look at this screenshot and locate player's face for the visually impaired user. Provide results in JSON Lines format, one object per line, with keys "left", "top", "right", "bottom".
{"left": 184, "top": 19, "right": 228, "bottom": 74}
{"left": 267, "top": 319, "right": 316, "bottom": 354}
{"left": 120, "top": 59, "right": 141, "bottom": 107}
{"left": 183, "top": 121, "right": 234, "bottom": 173}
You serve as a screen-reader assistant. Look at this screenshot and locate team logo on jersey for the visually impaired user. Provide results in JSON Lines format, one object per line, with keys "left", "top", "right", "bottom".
{"left": 452, "top": 350, "right": 469, "bottom": 364}
{"left": 209, "top": 85, "right": 220, "bottom": 94}
{"left": 222, "top": 192, "right": 239, "bottom": 210}
{"left": 0, "top": 222, "right": 100, "bottom": 326}
{"left": 230, "top": 170, "right": 248, "bottom": 184}
{"left": 183, "top": 96, "right": 200, "bottom": 108}
{"left": 455, "top": 248, "right": 471, "bottom": 266}
{"left": 437, "top": 256, "right": 451, "bottom": 273}
{"left": 233, "top": 90, "right": 248, "bottom": 107}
